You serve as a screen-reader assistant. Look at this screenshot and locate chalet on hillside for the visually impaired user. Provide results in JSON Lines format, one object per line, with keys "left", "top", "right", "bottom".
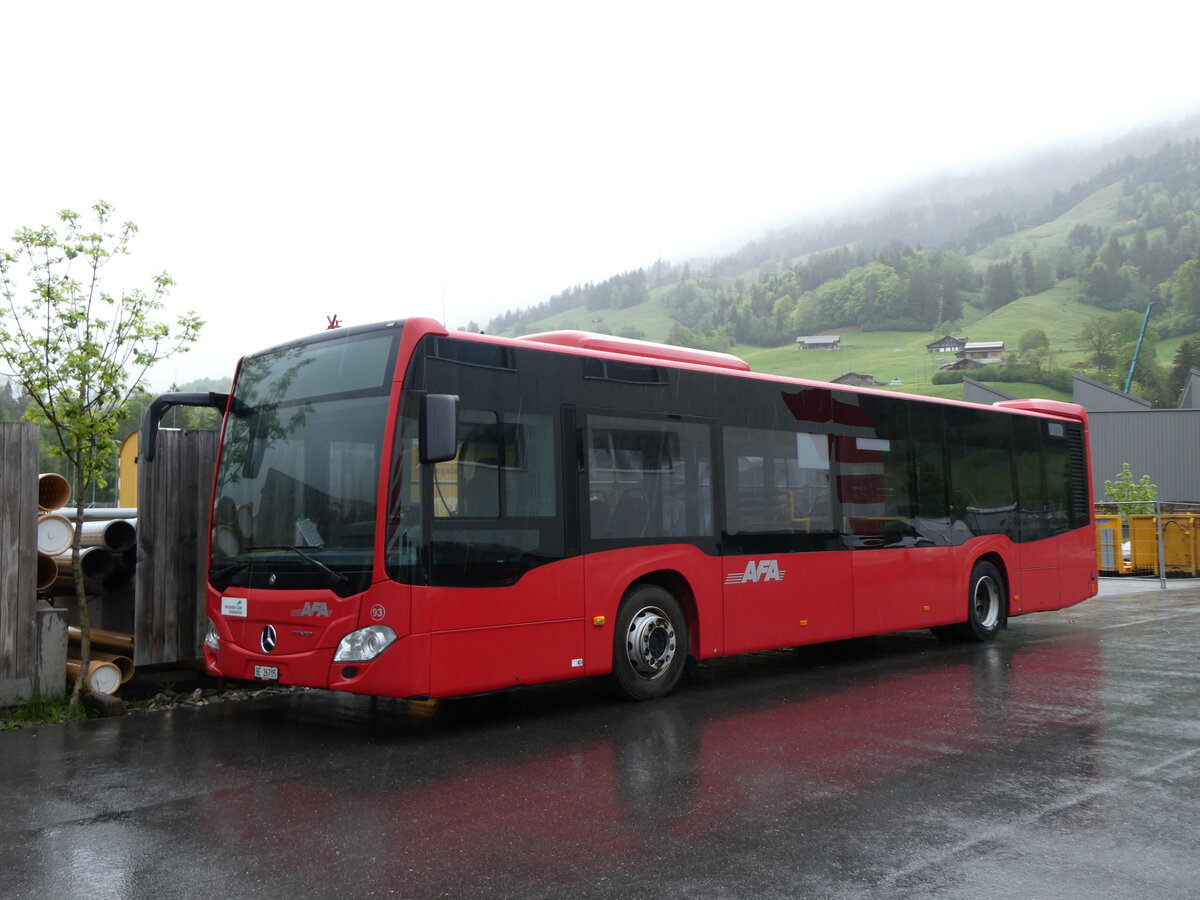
{"left": 927, "top": 335, "right": 967, "bottom": 354}
{"left": 939, "top": 358, "right": 986, "bottom": 371}
{"left": 796, "top": 336, "right": 844, "bottom": 350}
{"left": 795, "top": 335, "right": 841, "bottom": 351}
{"left": 958, "top": 341, "right": 1005, "bottom": 363}
{"left": 832, "top": 372, "right": 878, "bottom": 387}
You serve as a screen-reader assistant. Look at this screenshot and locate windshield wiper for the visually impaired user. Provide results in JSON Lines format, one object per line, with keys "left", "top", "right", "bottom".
{"left": 244, "top": 544, "right": 349, "bottom": 587}
{"left": 210, "top": 559, "right": 250, "bottom": 588}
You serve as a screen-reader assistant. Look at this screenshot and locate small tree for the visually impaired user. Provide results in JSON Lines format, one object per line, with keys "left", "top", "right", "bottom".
{"left": 1078, "top": 315, "right": 1121, "bottom": 370}
{"left": 1018, "top": 328, "right": 1049, "bottom": 354}
{"left": 1103, "top": 462, "right": 1157, "bottom": 520}
{"left": 0, "top": 201, "right": 201, "bottom": 708}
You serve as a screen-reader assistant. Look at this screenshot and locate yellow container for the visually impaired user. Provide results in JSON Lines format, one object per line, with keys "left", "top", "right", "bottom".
{"left": 1095, "top": 515, "right": 1123, "bottom": 574}
{"left": 1128, "top": 514, "right": 1200, "bottom": 576}
{"left": 118, "top": 431, "right": 139, "bottom": 508}
{"left": 1129, "top": 515, "right": 1160, "bottom": 575}
{"left": 1162, "top": 515, "right": 1200, "bottom": 576}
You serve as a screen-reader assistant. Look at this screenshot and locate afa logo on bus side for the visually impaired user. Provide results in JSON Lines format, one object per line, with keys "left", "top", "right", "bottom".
{"left": 725, "top": 559, "right": 786, "bottom": 585}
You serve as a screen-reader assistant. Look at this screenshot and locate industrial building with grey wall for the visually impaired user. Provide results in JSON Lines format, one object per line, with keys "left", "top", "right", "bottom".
{"left": 965, "top": 371, "right": 1200, "bottom": 503}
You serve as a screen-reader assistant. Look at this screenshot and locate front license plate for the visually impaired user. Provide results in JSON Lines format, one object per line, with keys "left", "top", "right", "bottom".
{"left": 253, "top": 664, "right": 279, "bottom": 681}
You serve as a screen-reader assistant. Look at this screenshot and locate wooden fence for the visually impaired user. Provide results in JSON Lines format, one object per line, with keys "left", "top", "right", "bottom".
{"left": 134, "top": 429, "right": 219, "bottom": 667}
{"left": 1, "top": 426, "right": 218, "bottom": 703}
{"left": 0, "top": 423, "right": 38, "bottom": 703}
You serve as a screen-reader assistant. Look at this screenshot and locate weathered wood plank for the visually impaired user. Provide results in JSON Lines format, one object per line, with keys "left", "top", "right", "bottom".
{"left": 0, "top": 424, "right": 38, "bottom": 682}
{"left": 134, "top": 429, "right": 218, "bottom": 666}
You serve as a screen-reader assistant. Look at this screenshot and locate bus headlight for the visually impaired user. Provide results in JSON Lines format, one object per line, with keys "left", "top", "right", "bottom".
{"left": 204, "top": 617, "right": 220, "bottom": 651}
{"left": 334, "top": 625, "right": 397, "bottom": 662}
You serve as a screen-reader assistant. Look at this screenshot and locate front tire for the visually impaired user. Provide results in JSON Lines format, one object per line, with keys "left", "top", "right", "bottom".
{"left": 611, "top": 585, "right": 689, "bottom": 701}
{"left": 941, "top": 560, "right": 1005, "bottom": 643}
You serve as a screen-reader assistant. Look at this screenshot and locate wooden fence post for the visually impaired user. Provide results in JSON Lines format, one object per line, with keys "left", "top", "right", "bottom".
{"left": 134, "top": 429, "right": 219, "bottom": 667}
{"left": 0, "top": 423, "right": 39, "bottom": 705}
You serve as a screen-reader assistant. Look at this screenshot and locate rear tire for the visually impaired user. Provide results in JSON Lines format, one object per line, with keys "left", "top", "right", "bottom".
{"left": 938, "top": 560, "right": 1005, "bottom": 643}
{"left": 611, "top": 585, "right": 689, "bottom": 701}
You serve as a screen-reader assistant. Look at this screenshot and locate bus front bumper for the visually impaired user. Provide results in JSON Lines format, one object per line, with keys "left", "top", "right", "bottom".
{"left": 205, "top": 632, "right": 430, "bottom": 698}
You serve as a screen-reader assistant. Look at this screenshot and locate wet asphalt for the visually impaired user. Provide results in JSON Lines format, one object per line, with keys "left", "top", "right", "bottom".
{"left": 3, "top": 579, "right": 1200, "bottom": 900}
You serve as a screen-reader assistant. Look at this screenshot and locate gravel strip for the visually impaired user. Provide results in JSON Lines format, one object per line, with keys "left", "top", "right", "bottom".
{"left": 129, "top": 683, "right": 311, "bottom": 712}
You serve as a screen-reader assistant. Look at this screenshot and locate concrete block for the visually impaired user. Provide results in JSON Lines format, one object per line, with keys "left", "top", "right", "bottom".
{"left": 36, "top": 606, "right": 69, "bottom": 698}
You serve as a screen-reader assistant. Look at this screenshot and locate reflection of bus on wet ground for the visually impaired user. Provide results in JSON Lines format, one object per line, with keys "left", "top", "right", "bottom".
{"left": 145, "top": 318, "right": 1096, "bottom": 702}
{"left": 196, "top": 635, "right": 1103, "bottom": 897}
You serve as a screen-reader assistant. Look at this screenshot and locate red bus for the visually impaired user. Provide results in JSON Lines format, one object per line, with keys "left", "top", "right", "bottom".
{"left": 143, "top": 317, "right": 1096, "bottom": 701}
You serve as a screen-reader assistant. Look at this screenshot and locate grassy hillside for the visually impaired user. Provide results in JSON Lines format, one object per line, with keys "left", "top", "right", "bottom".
{"left": 737, "top": 328, "right": 1074, "bottom": 403}
{"left": 515, "top": 295, "right": 679, "bottom": 338}
{"left": 739, "top": 331, "right": 937, "bottom": 384}
{"left": 965, "top": 283, "right": 1096, "bottom": 363}
{"left": 501, "top": 284, "right": 1104, "bottom": 403}
{"left": 495, "top": 143, "right": 1200, "bottom": 406}
{"left": 559, "top": 288, "right": 1097, "bottom": 401}
{"left": 974, "top": 181, "right": 1123, "bottom": 262}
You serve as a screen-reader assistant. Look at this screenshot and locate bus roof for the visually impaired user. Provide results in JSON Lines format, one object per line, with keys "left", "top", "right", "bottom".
{"left": 519, "top": 330, "right": 751, "bottom": 372}
{"left": 412, "top": 320, "right": 1088, "bottom": 424}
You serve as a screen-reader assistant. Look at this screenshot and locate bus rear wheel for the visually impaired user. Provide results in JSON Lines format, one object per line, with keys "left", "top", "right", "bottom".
{"left": 612, "top": 585, "right": 689, "bottom": 701}
{"left": 933, "top": 560, "right": 1005, "bottom": 643}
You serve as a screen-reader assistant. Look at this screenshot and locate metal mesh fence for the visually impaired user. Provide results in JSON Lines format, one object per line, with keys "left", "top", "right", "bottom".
{"left": 1094, "top": 501, "right": 1200, "bottom": 584}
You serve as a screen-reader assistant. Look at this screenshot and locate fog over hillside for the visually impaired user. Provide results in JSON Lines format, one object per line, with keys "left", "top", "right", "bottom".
{"left": 480, "top": 115, "right": 1200, "bottom": 409}
{"left": 484, "top": 113, "right": 1200, "bottom": 336}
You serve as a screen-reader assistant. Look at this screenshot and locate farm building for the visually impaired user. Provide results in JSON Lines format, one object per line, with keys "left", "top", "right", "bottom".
{"left": 795, "top": 335, "right": 841, "bottom": 351}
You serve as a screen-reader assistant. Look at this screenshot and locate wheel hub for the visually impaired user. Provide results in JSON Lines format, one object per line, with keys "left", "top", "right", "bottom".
{"left": 625, "top": 606, "right": 677, "bottom": 679}
{"left": 974, "top": 575, "right": 1000, "bottom": 629}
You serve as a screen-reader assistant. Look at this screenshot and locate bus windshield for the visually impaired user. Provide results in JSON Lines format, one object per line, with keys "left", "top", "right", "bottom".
{"left": 210, "top": 327, "right": 400, "bottom": 596}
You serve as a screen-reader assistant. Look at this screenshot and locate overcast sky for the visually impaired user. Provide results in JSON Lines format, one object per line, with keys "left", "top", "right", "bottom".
{"left": 3, "top": 1, "right": 1200, "bottom": 389}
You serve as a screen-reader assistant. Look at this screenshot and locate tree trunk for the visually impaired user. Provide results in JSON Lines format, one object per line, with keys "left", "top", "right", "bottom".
{"left": 68, "top": 466, "right": 91, "bottom": 709}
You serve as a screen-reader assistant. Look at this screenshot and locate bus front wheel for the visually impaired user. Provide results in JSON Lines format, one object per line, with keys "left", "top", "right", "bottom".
{"left": 612, "top": 585, "right": 689, "bottom": 701}
{"left": 934, "top": 560, "right": 1005, "bottom": 643}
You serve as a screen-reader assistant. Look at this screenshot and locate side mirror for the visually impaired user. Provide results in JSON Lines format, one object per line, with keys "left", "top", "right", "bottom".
{"left": 420, "top": 394, "right": 459, "bottom": 464}
{"left": 141, "top": 392, "right": 231, "bottom": 462}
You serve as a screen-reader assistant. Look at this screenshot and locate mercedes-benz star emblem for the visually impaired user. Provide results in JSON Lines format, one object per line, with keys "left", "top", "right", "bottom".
{"left": 260, "top": 625, "right": 277, "bottom": 654}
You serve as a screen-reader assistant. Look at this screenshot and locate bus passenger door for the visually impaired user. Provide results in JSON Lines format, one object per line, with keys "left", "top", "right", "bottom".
{"left": 424, "top": 403, "right": 586, "bottom": 696}
{"left": 721, "top": 427, "right": 854, "bottom": 653}
{"left": 839, "top": 418, "right": 956, "bottom": 636}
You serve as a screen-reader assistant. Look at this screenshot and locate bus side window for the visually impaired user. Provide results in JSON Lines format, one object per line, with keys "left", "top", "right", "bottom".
{"left": 1012, "top": 416, "right": 1047, "bottom": 541}
{"left": 946, "top": 407, "right": 1016, "bottom": 538}
{"left": 385, "top": 412, "right": 424, "bottom": 575}
{"left": 586, "top": 415, "right": 712, "bottom": 540}
{"left": 906, "top": 403, "right": 950, "bottom": 536}
{"left": 503, "top": 414, "right": 556, "bottom": 518}
{"left": 723, "top": 426, "right": 832, "bottom": 535}
{"left": 1043, "top": 421, "right": 1073, "bottom": 535}
{"left": 460, "top": 455, "right": 500, "bottom": 517}
{"left": 434, "top": 409, "right": 500, "bottom": 519}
